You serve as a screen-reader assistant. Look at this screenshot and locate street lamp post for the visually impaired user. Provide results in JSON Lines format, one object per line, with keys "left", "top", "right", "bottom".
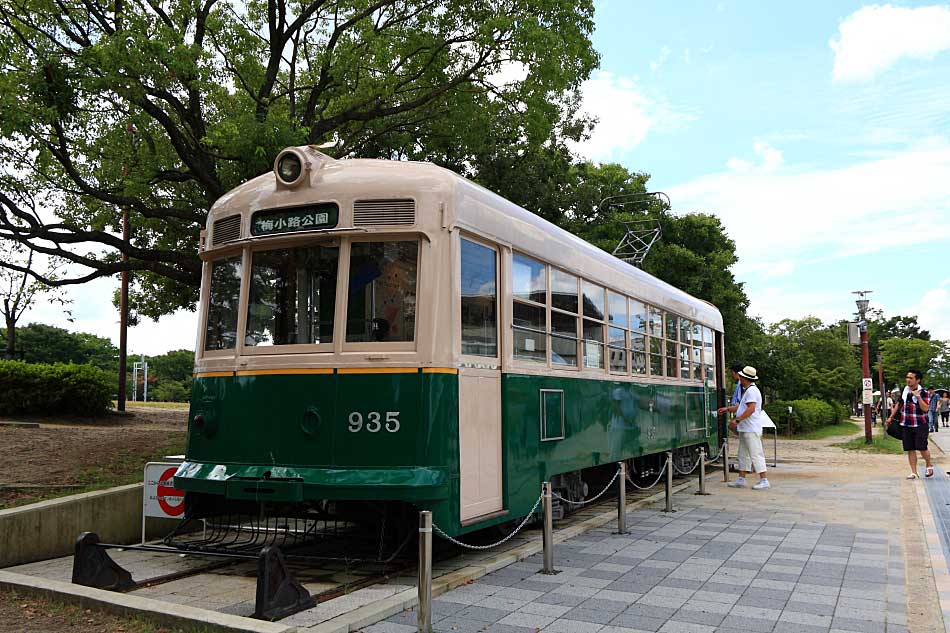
{"left": 853, "top": 291, "right": 873, "bottom": 444}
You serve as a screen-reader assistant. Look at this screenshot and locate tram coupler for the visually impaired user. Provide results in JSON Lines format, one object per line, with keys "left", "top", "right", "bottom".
{"left": 71, "top": 532, "right": 134, "bottom": 591}
{"left": 253, "top": 545, "right": 315, "bottom": 621}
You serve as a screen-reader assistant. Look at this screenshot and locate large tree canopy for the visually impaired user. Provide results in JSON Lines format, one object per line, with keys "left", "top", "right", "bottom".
{"left": 0, "top": 0, "right": 598, "bottom": 318}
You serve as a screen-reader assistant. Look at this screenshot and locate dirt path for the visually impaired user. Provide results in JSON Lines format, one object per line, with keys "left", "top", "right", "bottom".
{"left": 0, "top": 408, "right": 188, "bottom": 508}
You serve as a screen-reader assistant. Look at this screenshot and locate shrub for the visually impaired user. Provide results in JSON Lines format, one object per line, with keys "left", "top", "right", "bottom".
{"left": 0, "top": 360, "right": 113, "bottom": 415}
{"left": 764, "top": 398, "right": 843, "bottom": 435}
{"left": 150, "top": 381, "right": 189, "bottom": 402}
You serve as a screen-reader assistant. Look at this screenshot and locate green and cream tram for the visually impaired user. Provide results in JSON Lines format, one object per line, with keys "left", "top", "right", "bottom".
{"left": 175, "top": 146, "right": 725, "bottom": 537}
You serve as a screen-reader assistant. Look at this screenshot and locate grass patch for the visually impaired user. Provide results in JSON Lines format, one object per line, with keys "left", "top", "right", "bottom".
{"left": 113, "top": 400, "right": 190, "bottom": 410}
{"left": 833, "top": 427, "right": 904, "bottom": 454}
{"left": 0, "top": 436, "right": 186, "bottom": 510}
{"left": 792, "top": 420, "right": 862, "bottom": 440}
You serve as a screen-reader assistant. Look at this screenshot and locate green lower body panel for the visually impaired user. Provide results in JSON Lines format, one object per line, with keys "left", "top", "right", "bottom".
{"left": 174, "top": 461, "right": 449, "bottom": 502}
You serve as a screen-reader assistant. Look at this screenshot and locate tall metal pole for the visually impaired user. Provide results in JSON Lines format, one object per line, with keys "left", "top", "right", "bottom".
{"left": 860, "top": 325, "right": 872, "bottom": 444}
{"left": 853, "top": 291, "right": 873, "bottom": 444}
{"left": 878, "top": 354, "right": 885, "bottom": 424}
{"left": 117, "top": 208, "right": 129, "bottom": 412}
{"left": 417, "top": 511, "right": 432, "bottom": 633}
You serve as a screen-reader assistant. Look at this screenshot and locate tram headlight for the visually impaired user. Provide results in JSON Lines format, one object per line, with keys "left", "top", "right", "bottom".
{"left": 274, "top": 150, "right": 305, "bottom": 186}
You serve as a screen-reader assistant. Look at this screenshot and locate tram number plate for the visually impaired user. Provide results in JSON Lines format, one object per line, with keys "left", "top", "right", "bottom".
{"left": 348, "top": 411, "right": 400, "bottom": 433}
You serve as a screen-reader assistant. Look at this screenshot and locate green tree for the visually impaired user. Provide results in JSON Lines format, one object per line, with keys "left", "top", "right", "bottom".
{"left": 146, "top": 349, "right": 195, "bottom": 394}
{"left": 11, "top": 323, "right": 119, "bottom": 372}
{"left": 0, "top": 0, "right": 598, "bottom": 319}
{"left": 0, "top": 242, "right": 71, "bottom": 358}
{"left": 880, "top": 338, "right": 943, "bottom": 389}
{"left": 760, "top": 317, "right": 860, "bottom": 403}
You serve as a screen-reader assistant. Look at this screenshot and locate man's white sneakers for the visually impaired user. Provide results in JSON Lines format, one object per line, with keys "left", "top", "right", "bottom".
{"left": 727, "top": 478, "right": 746, "bottom": 488}
{"left": 752, "top": 479, "right": 771, "bottom": 490}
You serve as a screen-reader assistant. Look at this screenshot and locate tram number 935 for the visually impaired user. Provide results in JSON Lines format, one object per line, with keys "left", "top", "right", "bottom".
{"left": 347, "top": 411, "right": 401, "bottom": 433}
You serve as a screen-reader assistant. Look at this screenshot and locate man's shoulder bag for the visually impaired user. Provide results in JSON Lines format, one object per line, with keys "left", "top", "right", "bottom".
{"left": 886, "top": 419, "right": 903, "bottom": 440}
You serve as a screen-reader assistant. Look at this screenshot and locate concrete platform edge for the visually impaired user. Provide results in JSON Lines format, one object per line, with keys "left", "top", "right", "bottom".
{"left": 0, "top": 570, "right": 297, "bottom": 633}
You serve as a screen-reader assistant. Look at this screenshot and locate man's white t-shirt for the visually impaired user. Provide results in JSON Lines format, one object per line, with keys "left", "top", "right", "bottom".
{"left": 736, "top": 384, "right": 763, "bottom": 433}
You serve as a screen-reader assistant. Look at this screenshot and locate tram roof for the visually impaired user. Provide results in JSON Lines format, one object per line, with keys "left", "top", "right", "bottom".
{"left": 209, "top": 151, "right": 724, "bottom": 332}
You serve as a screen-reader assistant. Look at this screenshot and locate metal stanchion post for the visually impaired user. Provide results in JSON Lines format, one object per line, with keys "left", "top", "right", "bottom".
{"left": 542, "top": 481, "right": 556, "bottom": 574}
{"left": 616, "top": 462, "right": 628, "bottom": 535}
{"left": 723, "top": 437, "right": 729, "bottom": 483}
{"left": 417, "top": 511, "right": 432, "bottom": 633}
{"left": 664, "top": 452, "right": 674, "bottom": 513}
{"left": 696, "top": 447, "right": 711, "bottom": 496}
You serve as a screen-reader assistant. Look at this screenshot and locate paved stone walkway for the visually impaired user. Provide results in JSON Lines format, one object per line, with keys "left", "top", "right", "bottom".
{"left": 365, "top": 463, "right": 914, "bottom": 633}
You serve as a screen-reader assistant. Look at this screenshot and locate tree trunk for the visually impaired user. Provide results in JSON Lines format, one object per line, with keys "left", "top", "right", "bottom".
{"left": 4, "top": 315, "right": 15, "bottom": 360}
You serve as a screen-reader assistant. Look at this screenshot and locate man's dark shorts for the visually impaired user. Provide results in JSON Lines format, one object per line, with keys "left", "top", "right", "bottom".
{"left": 902, "top": 424, "right": 929, "bottom": 452}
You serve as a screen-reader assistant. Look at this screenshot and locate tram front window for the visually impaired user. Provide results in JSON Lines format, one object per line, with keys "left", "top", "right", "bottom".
{"left": 205, "top": 256, "right": 242, "bottom": 351}
{"left": 346, "top": 240, "right": 418, "bottom": 342}
{"left": 245, "top": 245, "right": 339, "bottom": 346}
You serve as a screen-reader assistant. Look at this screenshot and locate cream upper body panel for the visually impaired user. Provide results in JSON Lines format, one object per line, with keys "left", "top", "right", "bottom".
{"left": 195, "top": 148, "right": 723, "bottom": 375}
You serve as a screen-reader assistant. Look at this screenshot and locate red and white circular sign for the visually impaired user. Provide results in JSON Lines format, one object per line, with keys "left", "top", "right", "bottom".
{"left": 144, "top": 463, "right": 185, "bottom": 519}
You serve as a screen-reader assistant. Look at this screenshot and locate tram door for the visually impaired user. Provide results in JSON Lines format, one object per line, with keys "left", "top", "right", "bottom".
{"left": 458, "top": 369, "right": 504, "bottom": 522}
{"left": 457, "top": 237, "right": 504, "bottom": 523}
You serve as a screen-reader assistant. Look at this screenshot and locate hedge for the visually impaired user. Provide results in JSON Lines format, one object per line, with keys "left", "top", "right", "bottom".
{"left": 0, "top": 360, "right": 113, "bottom": 416}
{"left": 764, "top": 398, "right": 844, "bottom": 435}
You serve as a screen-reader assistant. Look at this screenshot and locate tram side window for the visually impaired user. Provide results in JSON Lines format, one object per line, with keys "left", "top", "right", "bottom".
{"left": 630, "top": 300, "right": 647, "bottom": 375}
{"left": 550, "top": 268, "right": 578, "bottom": 367}
{"left": 703, "top": 326, "right": 716, "bottom": 386}
{"left": 460, "top": 239, "right": 497, "bottom": 356}
{"left": 692, "top": 322, "right": 704, "bottom": 381}
{"left": 245, "top": 245, "right": 339, "bottom": 346}
{"left": 582, "top": 281, "right": 604, "bottom": 369}
{"left": 346, "top": 241, "right": 418, "bottom": 343}
{"left": 679, "top": 319, "right": 692, "bottom": 380}
{"left": 665, "top": 312, "right": 678, "bottom": 378}
{"left": 608, "top": 292, "right": 628, "bottom": 374}
{"left": 205, "top": 256, "right": 243, "bottom": 351}
{"left": 648, "top": 306, "right": 664, "bottom": 376}
{"left": 512, "top": 254, "right": 547, "bottom": 362}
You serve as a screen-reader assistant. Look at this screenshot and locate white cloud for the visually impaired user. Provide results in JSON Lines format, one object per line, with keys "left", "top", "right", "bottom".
{"left": 670, "top": 137, "right": 950, "bottom": 269}
{"left": 571, "top": 71, "right": 696, "bottom": 163}
{"left": 830, "top": 4, "right": 950, "bottom": 82}
{"left": 725, "top": 141, "right": 784, "bottom": 173}
{"left": 668, "top": 138, "right": 950, "bottom": 329}
{"left": 650, "top": 46, "right": 671, "bottom": 73}
{"left": 904, "top": 279, "right": 950, "bottom": 341}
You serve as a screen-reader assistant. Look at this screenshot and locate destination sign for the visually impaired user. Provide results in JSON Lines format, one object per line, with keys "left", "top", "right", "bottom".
{"left": 251, "top": 203, "right": 339, "bottom": 236}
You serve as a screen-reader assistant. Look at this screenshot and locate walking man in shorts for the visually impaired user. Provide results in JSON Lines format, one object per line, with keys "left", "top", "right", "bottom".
{"left": 885, "top": 369, "right": 933, "bottom": 479}
{"left": 726, "top": 366, "right": 770, "bottom": 490}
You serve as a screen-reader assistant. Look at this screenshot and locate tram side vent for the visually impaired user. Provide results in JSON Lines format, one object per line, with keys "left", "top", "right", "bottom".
{"left": 353, "top": 199, "right": 415, "bottom": 226}
{"left": 212, "top": 215, "right": 242, "bottom": 246}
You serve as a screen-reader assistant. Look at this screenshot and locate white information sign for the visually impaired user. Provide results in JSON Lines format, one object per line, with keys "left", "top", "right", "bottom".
{"left": 863, "top": 390, "right": 874, "bottom": 405}
{"left": 863, "top": 378, "right": 873, "bottom": 390}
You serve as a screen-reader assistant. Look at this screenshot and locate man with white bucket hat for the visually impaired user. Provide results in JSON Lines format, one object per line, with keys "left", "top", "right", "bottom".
{"left": 727, "top": 366, "right": 770, "bottom": 490}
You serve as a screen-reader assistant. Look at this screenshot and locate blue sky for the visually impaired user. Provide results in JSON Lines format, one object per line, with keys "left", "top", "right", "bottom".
{"left": 575, "top": 1, "right": 950, "bottom": 337}
{"left": 21, "top": 1, "right": 950, "bottom": 354}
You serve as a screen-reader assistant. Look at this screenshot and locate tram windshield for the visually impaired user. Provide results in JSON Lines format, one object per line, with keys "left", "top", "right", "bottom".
{"left": 346, "top": 240, "right": 418, "bottom": 342}
{"left": 245, "top": 244, "right": 339, "bottom": 346}
{"left": 205, "top": 256, "right": 242, "bottom": 351}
